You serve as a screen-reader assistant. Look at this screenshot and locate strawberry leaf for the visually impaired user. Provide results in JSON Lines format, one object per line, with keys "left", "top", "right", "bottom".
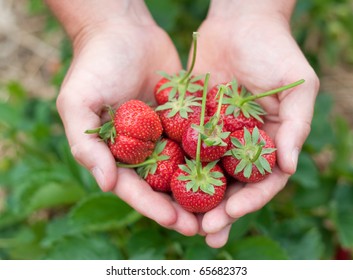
{"left": 244, "top": 163, "right": 252, "bottom": 178}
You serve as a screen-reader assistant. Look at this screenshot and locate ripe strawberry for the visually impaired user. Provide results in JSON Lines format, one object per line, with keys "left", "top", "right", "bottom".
{"left": 182, "top": 83, "right": 231, "bottom": 162}
{"left": 143, "top": 139, "right": 185, "bottom": 192}
{"left": 114, "top": 100, "right": 162, "bottom": 142}
{"left": 182, "top": 116, "right": 230, "bottom": 162}
{"left": 117, "top": 138, "right": 185, "bottom": 192}
{"left": 207, "top": 79, "right": 305, "bottom": 132}
{"left": 222, "top": 127, "right": 276, "bottom": 183}
{"left": 109, "top": 135, "right": 155, "bottom": 165}
{"left": 154, "top": 74, "right": 203, "bottom": 105}
{"left": 157, "top": 100, "right": 201, "bottom": 142}
{"left": 154, "top": 32, "right": 204, "bottom": 105}
{"left": 171, "top": 160, "right": 227, "bottom": 213}
{"left": 86, "top": 100, "right": 163, "bottom": 164}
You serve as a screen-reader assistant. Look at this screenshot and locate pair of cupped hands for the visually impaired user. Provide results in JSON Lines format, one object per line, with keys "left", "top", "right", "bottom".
{"left": 56, "top": 14, "right": 319, "bottom": 248}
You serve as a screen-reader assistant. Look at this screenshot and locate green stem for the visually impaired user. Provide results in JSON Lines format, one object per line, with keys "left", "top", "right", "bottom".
{"left": 179, "top": 32, "right": 199, "bottom": 84}
{"left": 214, "top": 85, "right": 227, "bottom": 122}
{"left": 85, "top": 128, "right": 101, "bottom": 134}
{"left": 207, "top": 85, "right": 227, "bottom": 135}
{"left": 117, "top": 159, "right": 156, "bottom": 169}
{"left": 178, "top": 77, "right": 190, "bottom": 106}
{"left": 240, "top": 79, "right": 305, "bottom": 106}
{"left": 250, "top": 146, "right": 263, "bottom": 163}
{"left": 196, "top": 73, "right": 210, "bottom": 175}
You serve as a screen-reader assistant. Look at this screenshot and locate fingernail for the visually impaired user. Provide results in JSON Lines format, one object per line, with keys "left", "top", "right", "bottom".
{"left": 292, "top": 147, "right": 299, "bottom": 172}
{"left": 91, "top": 167, "right": 106, "bottom": 190}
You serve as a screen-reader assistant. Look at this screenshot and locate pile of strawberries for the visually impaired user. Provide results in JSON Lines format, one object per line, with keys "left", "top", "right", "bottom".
{"left": 87, "top": 33, "right": 304, "bottom": 214}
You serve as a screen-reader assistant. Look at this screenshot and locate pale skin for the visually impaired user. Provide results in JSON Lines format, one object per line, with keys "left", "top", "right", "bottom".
{"left": 46, "top": 0, "right": 319, "bottom": 248}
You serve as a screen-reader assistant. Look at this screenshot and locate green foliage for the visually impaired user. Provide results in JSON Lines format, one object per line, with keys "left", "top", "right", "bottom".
{"left": 0, "top": 0, "right": 352, "bottom": 260}
{"left": 293, "top": 0, "right": 353, "bottom": 70}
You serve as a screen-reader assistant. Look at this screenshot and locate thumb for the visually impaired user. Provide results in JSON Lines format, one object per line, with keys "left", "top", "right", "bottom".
{"left": 56, "top": 79, "right": 118, "bottom": 192}
{"left": 276, "top": 72, "right": 320, "bottom": 174}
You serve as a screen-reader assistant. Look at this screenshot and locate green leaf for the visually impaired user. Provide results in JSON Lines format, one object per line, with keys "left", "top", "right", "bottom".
{"left": 330, "top": 183, "right": 353, "bottom": 247}
{"left": 304, "top": 93, "right": 335, "bottom": 152}
{"left": 126, "top": 228, "right": 167, "bottom": 260}
{"left": 269, "top": 217, "right": 325, "bottom": 260}
{"left": 290, "top": 152, "right": 320, "bottom": 189}
{"left": 69, "top": 193, "right": 141, "bottom": 232}
{"left": 28, "top": 182, "right": 85, "bottom": 211}
{"left": 228, "top": 236, "right": 289, "bottom": 260}
{"left": 227, "top": 212, "right": 259, "bottom": 240}
{"left": 43, "top": 234, "right": 122, "bottom": 260}
{"left": 184, "top": 235, "right": 218, "bottom": 260}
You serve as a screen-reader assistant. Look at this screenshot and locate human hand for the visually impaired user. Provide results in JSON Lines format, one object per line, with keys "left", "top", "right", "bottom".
{"left": 191, "top": 2, "right": 320, "bottom": 247}
{"left": 53, "top": 1, "right": 200, "bottom": 236}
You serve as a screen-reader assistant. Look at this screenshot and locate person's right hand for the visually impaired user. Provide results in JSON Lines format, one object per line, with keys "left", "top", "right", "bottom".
{"left": 55, "top": 3, "right": 200, "bottom": 236}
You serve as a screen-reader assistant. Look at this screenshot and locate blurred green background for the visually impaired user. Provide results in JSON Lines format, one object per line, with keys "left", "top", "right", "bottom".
{"left": 0, "top": 0, "right": 353, "bottom": 260}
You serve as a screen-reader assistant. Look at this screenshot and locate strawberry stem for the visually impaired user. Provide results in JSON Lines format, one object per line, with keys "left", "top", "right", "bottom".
{"left": 178, "top": 77, "right": 190, "bottom": 105}
{"left": 196, "top": 72, "right": 210, "bottom": 175}
{"left": 116, "top": 159, "right": 156, "bottom": 169}
{"left": 214, "top": 85, "right": 227, "bottom": 120}
{"left": 250, "top": 145, "right": 263, "bottom": 163}
{"left": 179, "top": 32, "right": 199, "bottom": 84}
{"left": 85, "top": 128, "right": 101, "bottom": 134}
{"left": 240, "top": 79, "right": 305, "bottom": 106}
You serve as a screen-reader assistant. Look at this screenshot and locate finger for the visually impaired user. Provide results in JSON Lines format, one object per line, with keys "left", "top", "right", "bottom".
{"left": 202, "top": 184, "right": 240, "bottom": 234}
{"left": 166, "top": 201, "right": 200, "bottom": 236}
{"left": 114, "top": 168, "right": 199, "bottom": 235}
{"left": 226, "top": 167, "right": 289, "bottom": 219}
{"left": 277, "top": 71, "right": 320, "bottom": 174}
{"left": 275, "top": 119, "right": 310, "bottom": 174}
{"left": 205, "top": 224, "right": 232, "bottom": 248}
{"left": 57, "top": 83, "right": 118, "bottom": 192}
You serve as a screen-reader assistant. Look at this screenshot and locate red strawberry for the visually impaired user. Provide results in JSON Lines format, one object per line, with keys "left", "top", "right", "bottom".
{"left": 157, "top": 101, "right": 201, "bottom": 142}
{"left": 114, "top": 100, "right": 162, "bottom": 142}
{"left": 121, "top": 138, "right": 185, "bottom": 192}
{"left": 109, "top": 135, "right": 155, "bottom": 165}
{"left": 154, "top": 74, "right": 203, "bottom": 105}
{"left": 222, "top": 127, "right": 276, "bottom": 183}
{"left": 207, "top": 81, "right": 263, "bottom": 132}
{"left": 171, "top": 160, "right": 227, "bottom": 213}
{"left": 207, "top": 79, "right": 305, "bottom": 132}
{"left": 86, "top": 100, "right": 163, "bottom": 164}
{"left": 182, "top": 116, "right": 230, "bottom": 163}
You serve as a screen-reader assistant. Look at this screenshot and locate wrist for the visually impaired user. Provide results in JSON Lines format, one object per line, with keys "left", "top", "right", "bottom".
{"left": 45, "top": 0, "right": 154, "bottom": 42}
{"left": 208, "top": 0, "right": 296, "bottom": 22}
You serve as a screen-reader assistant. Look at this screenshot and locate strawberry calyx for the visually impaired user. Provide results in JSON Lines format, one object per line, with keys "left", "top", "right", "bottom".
{"left": 156, "top": 70, "right": 204, "bottom": 101}
{"left": 156, "top": 32, "right": 204, "bottom": 102}
{"left": 222, "top": 79, "right": 305, "bottom": 123}
{"left": 192, "top": 84, "right": 230, "bottom": 146}
{"left": 177, "top": 159, "right": 224, "bottom": 195}
{"left": 155, "top": 94, "right": 201, "bottom": 119}
{"left": 85, "top": 106, "right": 116, "bottom": 143}
{"left": 224, "top": 127, "right": 277, "bottom": 178}
{"left": 116, "top": 139, "right": 170, "bottom": 178}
